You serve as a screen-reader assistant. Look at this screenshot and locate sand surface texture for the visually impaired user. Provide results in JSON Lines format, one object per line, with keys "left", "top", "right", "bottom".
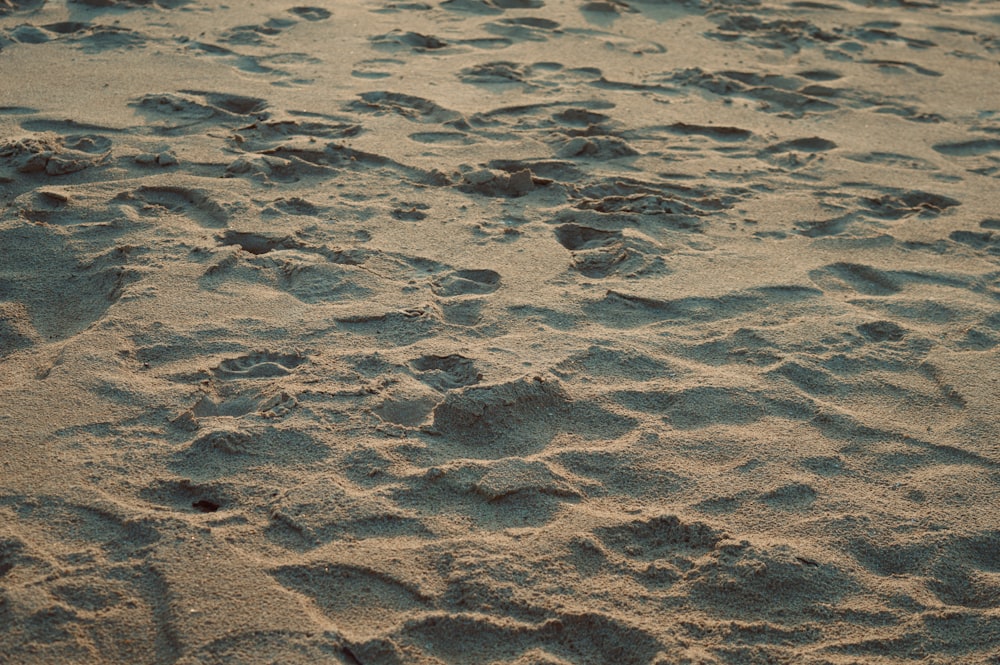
{"left": 1, "top": 0, "right": 999, "bottom": 663}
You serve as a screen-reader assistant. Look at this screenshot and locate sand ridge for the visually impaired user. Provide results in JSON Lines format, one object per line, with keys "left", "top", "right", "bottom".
{"left": 1, "top": 0, "right": 999, "bottom": 663}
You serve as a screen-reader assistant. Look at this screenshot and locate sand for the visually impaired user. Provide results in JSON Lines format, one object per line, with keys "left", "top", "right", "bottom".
{"left": 1, "top": 0, "right": 998, "bottom": 663}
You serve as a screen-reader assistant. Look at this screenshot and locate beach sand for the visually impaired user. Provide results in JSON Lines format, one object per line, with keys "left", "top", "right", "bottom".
{"left": 1, "top": 0, "right": 998, "bottom": 663}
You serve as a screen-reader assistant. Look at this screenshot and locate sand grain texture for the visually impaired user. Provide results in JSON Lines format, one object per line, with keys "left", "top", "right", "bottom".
{"left": 1, "top": 0, "right": 999, "bottom": 663}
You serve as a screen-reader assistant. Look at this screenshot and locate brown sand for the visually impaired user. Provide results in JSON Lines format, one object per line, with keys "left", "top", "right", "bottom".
{"left": 1, "top": 0, "right": 999, "bottom": 663}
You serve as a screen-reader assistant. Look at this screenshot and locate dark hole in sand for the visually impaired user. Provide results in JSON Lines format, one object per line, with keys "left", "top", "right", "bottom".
{"left": 192, "top": 500, "right": 221, "bottom": 513}
{"left": 218, "top": 230, "right": 297, "bottom": 255}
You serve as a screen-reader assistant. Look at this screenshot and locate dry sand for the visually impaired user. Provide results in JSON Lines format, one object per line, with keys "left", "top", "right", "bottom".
{"left": 1, "top": 0, "right": 999, "bottom": 663}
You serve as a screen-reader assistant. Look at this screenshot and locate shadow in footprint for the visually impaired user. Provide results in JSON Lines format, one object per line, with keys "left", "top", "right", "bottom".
{"left": 288, "top": 6, "right": 331, "bottom": 20}
{"left": 555, "top": 223, "right": 620, "bottom": 250}
{"left": 217, "top": 230, "right": 301, "bottom": 255}
{"left": 932, "top": 139, "right": 1000, "bottom": 157}
{"left": 809, "top": 262, "right": 901, "bottom": 296}
{"left": 431, "top": 375, "right": 636, "bottom": 458}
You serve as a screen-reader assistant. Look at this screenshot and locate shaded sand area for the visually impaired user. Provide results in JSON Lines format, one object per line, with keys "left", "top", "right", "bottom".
{"left": 1, "top": 0, "right": 999, "bottom": 663}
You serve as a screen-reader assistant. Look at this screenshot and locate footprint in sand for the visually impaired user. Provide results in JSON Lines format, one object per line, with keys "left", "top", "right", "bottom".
{"left": 372, "top": 610, "right": 662, "bottom": 665}
{"left": 553, "top": 223, "right": 666, "bottom": 278}
{"left": 933, "top": 138, "right": 1000, "bottom": 157}
{"left": 856, "top": 320, "right": 907, "bottom": 342}
{"left": 131, "top": 91, "right": 269, "bottom": 130}
{"left": 351, "top": 57, "right": 404, "bottom": 79}
{"left": 668, "top": 68, "right": 838, "bottom": 116}
{"left": 431, "top": 269, "right": 501, "bottom": 297}
{"left": 459, "top": 61, "right": 534, "bottom": 86}
{"left": 426, "top": 269, "right": 501, "bottom": 325}
{"left": 288, "top": 6, "right": 331, "bottom": 21}
{"left": 118, "top": 185, "right": 232, "bottom": 228}
{"left": 217, "top": 230, "right": 301, "bottom": 255}
{"left": 0, "top": 0, "right": 44, "bottom": 13}
{"left": 410, "top": 353, "right": 481, "bottom": 391}
{"left": 844, "top": 151, "right": 940, "bottom": 172}
{"left": 0, "top": 132, "right": 111, "bottom": 176}
{"left": 213, "top": 351, "right": 306, "bottom": 379}
{"left": 661, "top": 121, "right": 753, "bottom": 142}
{"left": 72, "top": 0, "right": 188, "bottom": 7}
{"left": 370, "top": 30, "right": 449, "bottom": 52}
{"left": 859, "top": 189, "right": 961, "bottom": 220}
{"left": 485, "top": 17, "right": 561, "bottom": 43}
{"left": 554, "top": 223, "right": 625, "bottom": 276}
{"left": 441, "top": 0, "right": 545, "bottom": 10}
{"left": 596, "top": 514, "right": 724, "bottom": 570}
{"left": 348, "top": 91, "right": 463, "bottom": 124}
